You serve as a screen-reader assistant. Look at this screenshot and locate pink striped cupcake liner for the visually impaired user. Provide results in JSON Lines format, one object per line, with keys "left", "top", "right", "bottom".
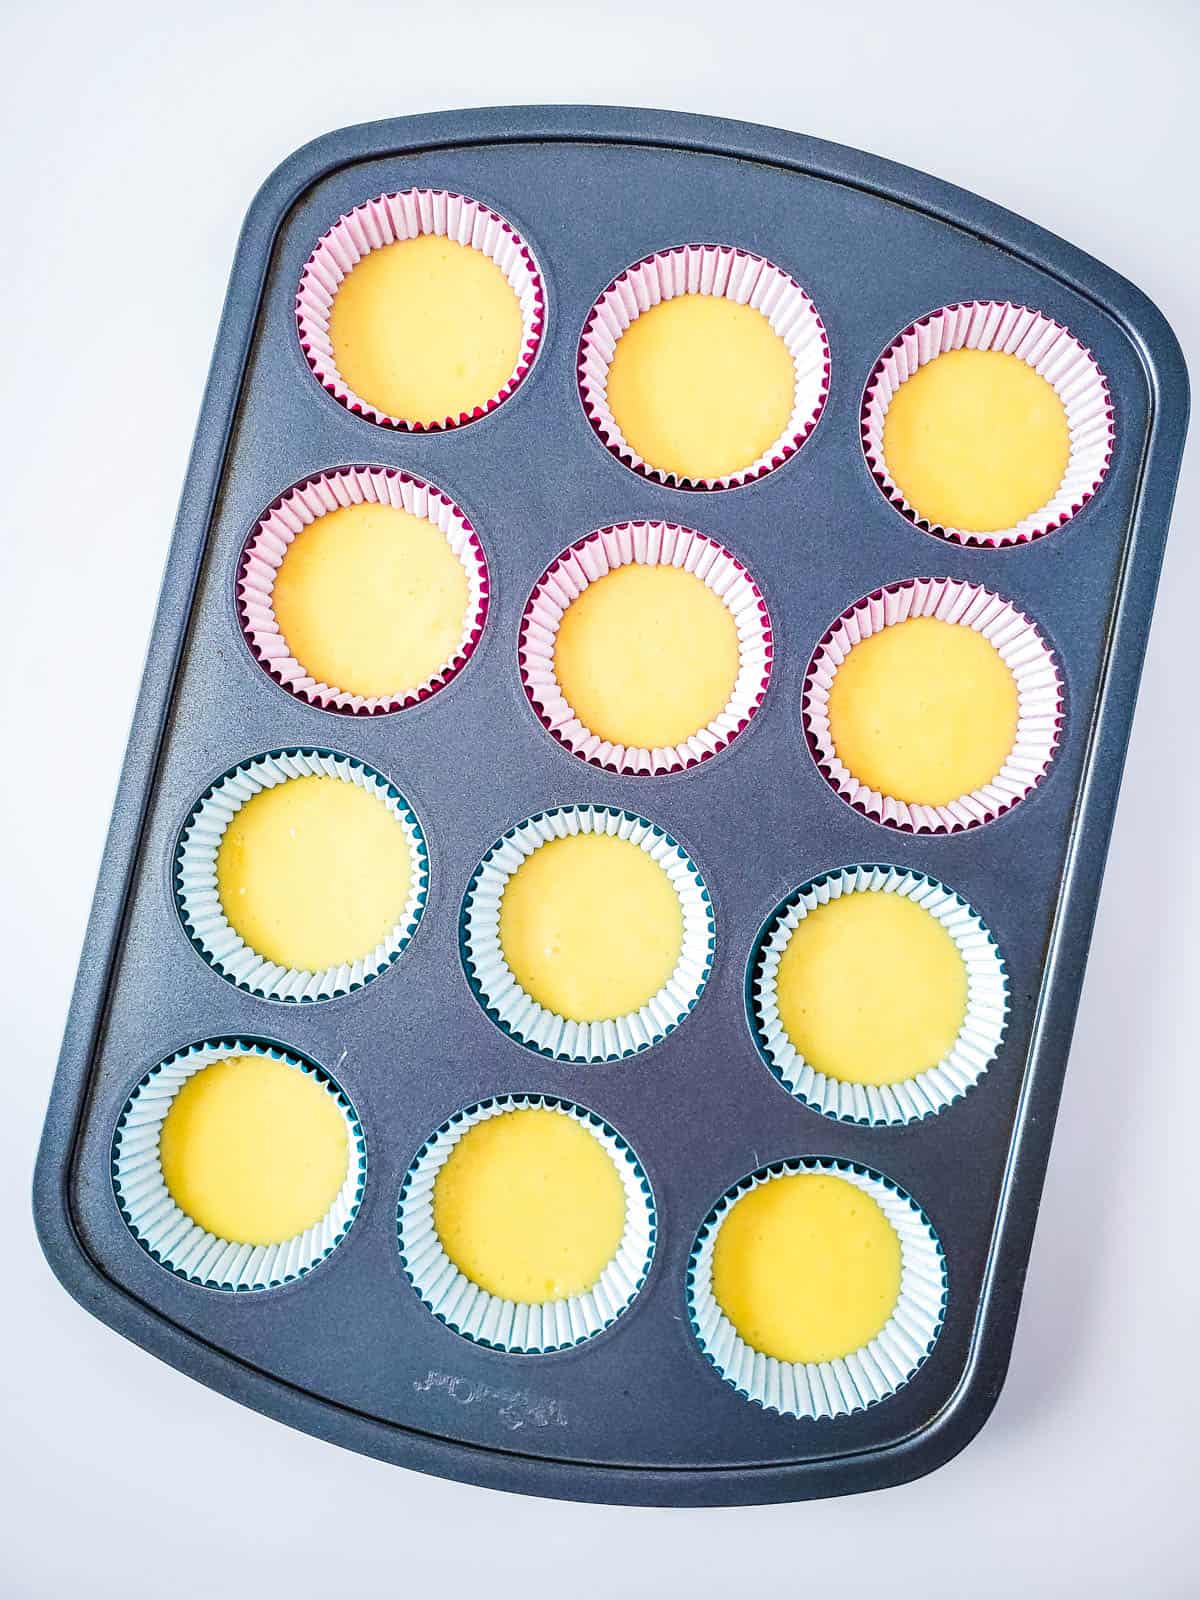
{"left": 237, "top": 465, "right": 488, "bottom": 716}
{"left": 578, "top": 244, "right": 830, "bottom": 490}
{"left": 862, "top": 301, "right": 1114, "bottom": 546}
{"left": 803, "top": 578, "right": 1063, "bottom": 834}
{"left": 519, "top": 521, "right": 772, "bottom": 775}
{"left": 295, "top": 188, "right": 545, "bottom": 431}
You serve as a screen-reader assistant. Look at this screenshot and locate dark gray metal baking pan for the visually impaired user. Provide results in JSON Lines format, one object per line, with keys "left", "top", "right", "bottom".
{"left": 34, "top": 105, "right": 1188, "bottom": 1505}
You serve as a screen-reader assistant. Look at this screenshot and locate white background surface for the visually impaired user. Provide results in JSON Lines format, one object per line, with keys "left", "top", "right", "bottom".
{"left": 3, "top": 2, "right": 1197, "bottom": 1595}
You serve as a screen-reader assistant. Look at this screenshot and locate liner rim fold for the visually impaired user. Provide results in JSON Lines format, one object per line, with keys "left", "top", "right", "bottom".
{"left": 174, "top": 747, "right": 429, "bottom": 1003}
{"left": 687, "top": 1158, "right": 947, "bottom": 1419}
{"left": 518, "top": 520, "right": 773, "bottom": 775}
{"left": 111, "top": 1037, "right": 366, "bottom": 1293}
{"left": 748, "top": 865, "right": 1009, "bottom": 1125}
{"left": 397, "top": 1092, "right": 656, "bottom": 1353}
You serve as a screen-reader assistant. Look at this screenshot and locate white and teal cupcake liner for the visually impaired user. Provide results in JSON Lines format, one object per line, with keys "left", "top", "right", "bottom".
{"left": 111, "top": 1037, "right": 366, "bottom": 1292}
{"left": 397, "top": 1094, "right": 655, "bottom": 1353}
{"left": 175, "top": 748, "right": 429, "bottom": 1003}
{"left": 459, "top": 805, "right": 715, "bottom": 1062}
{"left": 749, "top": 865, "right": 1009, "bottom": 1125}
{"left": 687, "top": 1159, "right": 947, "bottom": 1420}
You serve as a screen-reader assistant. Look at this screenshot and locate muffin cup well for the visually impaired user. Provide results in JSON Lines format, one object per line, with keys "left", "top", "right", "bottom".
{"left": 296, "top": 188, "right": 545, "bottom": 431}
{"left": 578, "top": 244, "right": 830, "bottom": 490}
{"left": 687, "top": 1159, "right": 946, "bottom": 1420}
{"left": 749, "top": 865, "right": 1009, "bottom": 1125}
{"left": 862, "top": 300, "right": 1114, "bottom": 546}
{"left": 803, "top": 578, "right": 1063, "bottom": 833}
{"left": 175, "top": 748, "right": 428, "bottom": 1002}
{"left": 398, "top": 1094, "right": 655, "bottom": 1353}
{"left": 519, "top": 521, "right": 772, "bottom": 775}
{"left": 112, "top": 1038, "right": 365, "bottom": 1292}
{"left": 460, "top": 805, "right": 715, "bottom": 1062}
{"left": 237, "top": 465, "right": 489, "bottom": 715}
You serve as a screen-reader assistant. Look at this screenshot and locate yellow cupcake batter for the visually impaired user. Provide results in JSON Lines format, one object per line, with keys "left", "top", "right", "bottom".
{"left": 882, "top": 348, "right": 1070, "bottom": 533}
{"left": 553, "top": 564, "right": 740, "bottom": 749}
{"left": 216, "top": 775, "right": 412, "bottom": 972}
{"left": 712, "top": 1172, "right": 902, "bottom": 1364}
{"left": 271, "top": 501, "right": 470, "bottom": 699}
{"left": 432, "top": 1108, "right": 626, "bottom": 1302}
{"left": 774, "top": 891, "right": 967, "bottom": 1086}
{"left": 606, "top": 295, "right": 796, "bottom": 480}
{"left": 329, "top": 233, "right": 523, "bottom": 424}
{"left": 159, "top": 1055, "right": 349, "bottom": 1246}
{"left": 827, "top": 616, "right": 1019, "bottom": 807}
{"left": 498, "top": 833, "right": 683, "bottom": 1022}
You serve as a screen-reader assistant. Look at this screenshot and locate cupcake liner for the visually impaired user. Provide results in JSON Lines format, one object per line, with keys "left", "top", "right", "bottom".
{"left": 175, "top": 748, "right": 429, "bottom": 1002}
{"left": 578, "top": 244, "right": 830, "bottom": 490}
{"left": 237, "top": 465, "right": 489, "bottom": 715}
{"left": 803, "top": 578, "right": 1063, "bottom": 833}
{"left": 398, "top": 1094, "right": 655, "bottom": 1353}
{"left": 749, "top": 865, "right": 1009, "bottom": 1125}
{"left": 112, "top": 1038, "right": 365, "bottom": 1292}
{"left": 862, "top": 300, "right": 1114, "bottom": 546}
{"left": 519, "top": 521, "right": 772, "bottom": 775}
{"left": 687, "top": 1159, "right": 946, "bottom": 1419}
{"left": 460, "top": 805, "right": 715, "bottom": 1062}
{"left": 296, "top": 188, "right": 545, "bottom": 431}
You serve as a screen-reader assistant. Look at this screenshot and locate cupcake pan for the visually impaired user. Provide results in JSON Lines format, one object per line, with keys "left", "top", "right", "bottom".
{"left": 34, "top": 109, "right": 1187, "bottom": 1506}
